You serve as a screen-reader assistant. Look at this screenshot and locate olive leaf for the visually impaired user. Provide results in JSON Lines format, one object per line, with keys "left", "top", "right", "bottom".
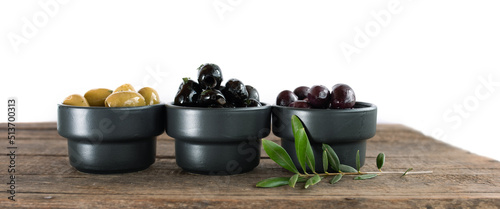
{"left": 401, "top": 168, "right": 413, "bottom": 177}
{"left": 356, "top": 150, "right": 361, "bottom": 173}
{"left": 292, "top": 115, "right": 315, "bottom": 173}
{"left": 305, "top": 141, "right": 315, "bottom": 173}
{"left": 182, "top": 77, "right": 190, "bottom": 84}
{"left": 322, "top": 150, "right": 328, "bottom": 173}
{"left": 322, "top": 144, "right": 340, "bottom": 172}
{"left": 262, "top": 139, "right": 299, "bottom": 174}
{"left": 305, "top": 174, "right": 322, "bottom": 189}
{"left": 289, "top": 174, "right": 300, "bottom": 188}
{"left": 354, "top": 174, "right": 378, "bottom": 180}
{"left": 377, "top": 153, "right": 385, "bottom": 171}
{"left": 256, "top": 177, "right": 291, "bottom": 188}
{"left": 256, "top": 176, "right": 307, "bottom": 188}
{"left": 330, "top": 174, "right": 343, "bottom": 184}
{"left": 291, "top": 115, "right": 308, "bottom": 173}
{"left": 339, "top": 164, "right": 357, "bottom": 173}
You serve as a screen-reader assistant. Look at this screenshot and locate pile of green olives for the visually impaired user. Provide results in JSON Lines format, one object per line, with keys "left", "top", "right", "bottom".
{"left": 174, "top": 63, "right": 262, "bottom": 108}
{"left": 62, "top": 84, "right": 160, "bottom": 107}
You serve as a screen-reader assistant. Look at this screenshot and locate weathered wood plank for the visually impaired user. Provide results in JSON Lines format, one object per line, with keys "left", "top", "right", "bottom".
{"left": 2, "top": 157, "right": 499, "bottom": 195}
{"left": 1, "top": 193, "right": 499, "bottom": 209}
{"left": 0, "top": 122, "right": 57, "bottom": 130}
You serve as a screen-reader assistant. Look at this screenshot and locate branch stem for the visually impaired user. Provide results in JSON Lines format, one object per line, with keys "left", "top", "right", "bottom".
{"left": 298, "top": 170, "right": 433, "bottom": 177}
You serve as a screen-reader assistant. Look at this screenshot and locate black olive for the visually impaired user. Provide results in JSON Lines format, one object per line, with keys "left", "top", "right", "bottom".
{"left": 198, "top": 63, "right": 223, "bottom": 89}
{"left": 198, "top": 89, "right": 226, "bottom": 108}
{"left": 174, "top": 78, "right": 202, "bottom": 106}
{"left": 245, "top": 85, "right": 259, "bottom": 101}
{"left": 222, "top": 79, "right": 249, "bottom": 107}
{"left": 246, "top": 98, "right": 262, "bottom": 107}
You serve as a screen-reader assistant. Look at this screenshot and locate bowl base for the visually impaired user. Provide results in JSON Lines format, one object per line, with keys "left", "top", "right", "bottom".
{"left": 175, "top": 139, "right": 261, "bottom": 175}
{"left": 281, "top": 139, "right": 366, "bottom": 173}
{"left": 73, "top": 165, "right": 153, "bottom": 174}
{"left": 68, "top": 137, "right": 156, "bottom": 174}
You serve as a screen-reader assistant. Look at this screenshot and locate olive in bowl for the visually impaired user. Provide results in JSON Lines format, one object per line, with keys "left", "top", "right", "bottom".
{"left": 272, "top": 102, "right": 376, "bottom": 172}
{"left": 167, "top": 63, "right": 270, "bottom": 175}
{"left": 274, "top": 84, "right": 376, "bottom": 172}
{"left": 58, "top": 84, "right": 164, "bottom": 173}
{"left": 166, "top": 103, "right": 271, "bottom": 175}
{"left": 58, "top": 104, "right": 165, "bottom": 173}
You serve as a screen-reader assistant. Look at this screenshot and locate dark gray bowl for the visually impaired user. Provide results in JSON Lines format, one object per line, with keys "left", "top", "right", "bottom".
{"left": 166, "top": 103, "right": 271, "bottom": 175}
{"left": 272, "top": 102, "right": 377, "bottom": 172}
{"left": 57, "top": 104, "right": 166, "bottom": 174}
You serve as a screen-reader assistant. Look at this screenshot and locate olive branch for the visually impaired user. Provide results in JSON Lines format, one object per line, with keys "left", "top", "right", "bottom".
{"left": 256, "top": 115, "right": 431, "bottom": 188}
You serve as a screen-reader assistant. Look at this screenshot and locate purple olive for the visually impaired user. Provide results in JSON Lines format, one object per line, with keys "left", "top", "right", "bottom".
{"left": 289, "top": 100, "right": 310, "bottom": 108}
{"left": 330, "top": 83, "right": 356, "bottom": 109}
{"left": 276, "top": 90, "right": 298, "bottom": 106}
{"left": 293, "top": 86, "right": 310, "bottom": 100}
{"left": 307, "top": 85, "right": 330, "bottom": 108}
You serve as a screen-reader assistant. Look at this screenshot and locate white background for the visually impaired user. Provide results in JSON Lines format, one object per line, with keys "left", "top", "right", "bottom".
{"left": 1, "top": 1, "right": 499, "bottom": 161}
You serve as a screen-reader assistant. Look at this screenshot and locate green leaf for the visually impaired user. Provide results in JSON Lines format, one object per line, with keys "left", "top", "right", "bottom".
{"left": 377, "top": 153, "right": 385, "bottom": 171}
{"left": 401, "top": 168, "right": 413, "bottom": 177}
{"left": 262, "top": 139, "right": 299, "bottom": 174}
{"left": 182, "top": 77, "right": 190, "bottom": 84}
{"left": 305, "top": 174, "right": 322, "bottom": 189}
{"left": 256, "top": 177, "right": 290, "bottom": 188}
{"left": 322, "top": 144, "right": 340, "bottom": 172}
{"left": 330, "top": 174, "right": 343, "bottom": 184}
{"left": 296, "top": 177, "right": 308, "bottom": 183}
{"left": 292, "top": 115, "right": 315, "bottom": 173}
{"left": 322, "top": 150, "right": 328, "bottom": 173}
{"left": 356, "top": 150, "right": 361, "bottom": 173}
{"left": 339, "top": 164, "right": 357, "bottom": 173}
{"left": 292, "top": 115, "right": 307, "bottom": 173}
{"left": 289, "top": 174, "right": 300, "bottom": 188}
{"left": 305, "top": 141, "right": 315, "bottom": 173}
{"left": 354, "top": 174, "right": 378, "bottom": 180}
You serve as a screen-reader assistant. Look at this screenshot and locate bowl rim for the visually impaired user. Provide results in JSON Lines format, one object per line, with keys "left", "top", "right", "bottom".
{"left": 165, "top": 102, "right": 271, "bottom": 112}
{"left": 57, "top": 103, "right": 165, "bottom": 110}
{"left": 272, "top": 101, "right": 376, "bottom": 113}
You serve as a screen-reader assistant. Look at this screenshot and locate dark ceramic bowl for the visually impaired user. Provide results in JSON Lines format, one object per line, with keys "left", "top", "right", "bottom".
{"left": 57, "top": 104, "right": 166, "bottom": 174}
{"left": 166, "top": 103, "right": 271, "bottom": 175}
{"left": 272, "top": 102, "right": 377, "bottom": 172}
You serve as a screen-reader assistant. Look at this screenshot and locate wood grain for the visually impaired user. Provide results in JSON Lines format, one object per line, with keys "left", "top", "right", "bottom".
{"left": 0, "top": 123, "right": 499, "bottom": 208}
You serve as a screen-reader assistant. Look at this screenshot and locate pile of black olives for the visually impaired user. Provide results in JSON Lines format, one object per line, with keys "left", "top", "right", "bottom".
{"left": 276, "top": 84, "right": 356, "bottom": 109}
{"left": 174, "top": 63, "right": 262, "bottom": 108}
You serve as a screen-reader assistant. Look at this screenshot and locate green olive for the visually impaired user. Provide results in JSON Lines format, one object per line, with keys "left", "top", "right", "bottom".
{"left": 84, "top": 88, "right": 113, "bottom": 106}
{"left": 105, "top": 91, "right": 146, "bottom": 107}
{"left": 63, "top": 94, "right": 90, "bottom": 107}
{"left": 114, "top": 83, "right": 136, "bottom": 92}
{"left": 138, "top": 87, "right": 160, "bottom": 105}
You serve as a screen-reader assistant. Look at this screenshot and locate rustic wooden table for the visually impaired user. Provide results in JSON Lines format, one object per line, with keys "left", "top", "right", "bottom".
{"left": 1, "top": 123, "right": 499, "bottom": 208}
